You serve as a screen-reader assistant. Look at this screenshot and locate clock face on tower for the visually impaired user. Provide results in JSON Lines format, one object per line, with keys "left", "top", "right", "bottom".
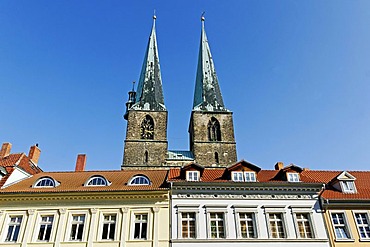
{"left": 141, "top": 115, "right": 154, "bottom": 139}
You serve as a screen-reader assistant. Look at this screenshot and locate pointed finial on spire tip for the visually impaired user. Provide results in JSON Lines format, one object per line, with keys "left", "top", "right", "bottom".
{"left": 201, "top": 11, "right": 205, "bottom": 21}
{"left": 131, "top": 81, "right": 136, "bottom": 91}
{"left": 153, "top": 9, "right": 156, "bottom": 19}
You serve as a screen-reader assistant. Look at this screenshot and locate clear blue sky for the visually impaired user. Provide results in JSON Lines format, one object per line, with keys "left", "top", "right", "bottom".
{"left": 1, "top": 1, "right": 370, "bottom": 171}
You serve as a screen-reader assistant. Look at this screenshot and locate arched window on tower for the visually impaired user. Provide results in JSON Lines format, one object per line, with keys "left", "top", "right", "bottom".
{"left": 141, "top": 115, "right": 154, "bottom": 139}
{"left": 144, "top": 151, "right": 149, "bottom": 163}
{"left": 215, "top": 152, "right": 219, "bottom": 164}
{"left": 208, "top": 117, "right": 221, "bottom": 141}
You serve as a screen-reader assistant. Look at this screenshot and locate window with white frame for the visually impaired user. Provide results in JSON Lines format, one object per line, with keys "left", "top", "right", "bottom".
{"left": 244, "top": 172, "right": 256, "bottom": 182}
{"left": 331, "top": 212, "right": 351, "bottom": 239}
{"left": 186, "top": 171, "right": 200, "bottom": 181}
{"left": 70, "top": 215, "right": 85, "bottom": 241}
{"left": 133, "top": 214, "right": 148, "bottom": 239}
{"left": 287, "top": 173, "right": 300, "bottom": 182}
{"left": 295, "top": 213, "right": 313, "bottom": 238}
{"left": 232, "top": 171, "right": 256, "bottom": 182}
{"left": 86, "top": 176, "right": 109, "bottom": 186}
{"left": 268, "top": 213, "right": 286, "bottom": 238}
{"left": 238, "top": 212, "right": 257, "bottom": 238}
{"left": 5, "top": 216, "right": 23, "bottom": 242}
{"left": 209, "top": 213, "right": 225, "bottom": 238}
{"left": 181, "top": 212, "right": 196, "bottom": 238}
{"left": 102, "top": 214, "right": 116, "bottom": 240}
{"left": 37, "top": 216, "right": 54, "bottom": 241}
{"left": 341, "top": 181, "right": 356, "bottom": 193}
{"left": 354, "top": 213, "right": 370, "bottom": 239}
{"left": 129, "top": 175, "right": 151, "bottom": 185}
{"left": 34, "top": 177, "right": 56, "bottom": 188}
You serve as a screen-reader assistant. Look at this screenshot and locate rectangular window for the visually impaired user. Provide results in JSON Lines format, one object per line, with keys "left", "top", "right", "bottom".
{"left": 232, "top": 172, "right": 244, "bottom": 182}
{"left": 239, "top": 212, "right": 256, "bottom": 238}
{"left": 5, "top": 216, "right": 22, "bottom": 242}
{"left": 296, "top": 213, "right": 312, "bottom": 238}
{"left": 287, "top": 173, "right": 300, "bottom": 182}
{"left": 244, "top": 172, "right": 256, "bottom": 182}
{"left": 331, "top": 212, "right": 350, "bottom": 239}
{"left": 341, "top": 181, "right": 356, "bottom": 193}
{"left": 181, "top": 212, "right": 196, "bottom": 238}
{"left": 269, "top": 213, "right": 285, "bottom": 238}
{"left": 187, "top": 171, "right": 200, "bottom": 181}
{"left": 209, "top": 213, "right": 225, "bottom": 238}
{"left": 70, "top": 215, "right": 85, "bottom": 241}
{"left": 38, "top": 216, "right": 54, "bottom": 241}
{"left": 102, "top": 214, "right": 116, "bottom": 240}
{"left": 134, "top": 214, "right": 148, "bottom": 239}
{"left": 355, "top": 213, "right": 370, "bottom": 239}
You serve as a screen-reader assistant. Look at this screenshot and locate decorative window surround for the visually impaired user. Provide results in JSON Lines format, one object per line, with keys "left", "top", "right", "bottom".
{"left": 290, "top": 205, "right": 316, "bottom": 239}
{"left": 1, "top": 212, "right": 27, "bottom": 243}
{"left": 176, "top": 205, "right": 200, "bottom": 239}
{"left": 232, "top": 205, "right": 259, "bottom": 239}
{"left": 330, "top": 211, "right": 353, "bottom": 241}
{"left": 204, "top": 205, "right": 228, "bottom": 239}
{"left": 130, "top": 208, "right": 152, "bottom": 240}
{"left": 263, "top": 206, "right": 287, "bottom": 239}
{"left": 353, "top": 211, "right": 370, "bottom": 240}
{"left": 5, "top": 216, "right": 23, "bottom": 242}
{"left": 32, "top": 210, "right": 59, "bottom": 243}
{"left": 97, "top": 210, "right": 120, "bottom": 241}
{"left": 65, "top": 211, "right": 89, "bottom": 242}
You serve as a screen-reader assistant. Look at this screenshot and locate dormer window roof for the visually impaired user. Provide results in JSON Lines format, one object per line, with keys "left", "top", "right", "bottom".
{"left": 333, "top": 171, "right": 357, "bottom": 194}
{"left": 129, "top": 175, "right": 151, "bottom": 185}
{"left": 85, "top": 175, "right": 110, "bottom": 186}
{"left": 226, "top": 160, "right": 260, "bottom": 182}
{"left": 34, "top": 177, "right": 59, "bottom": 188}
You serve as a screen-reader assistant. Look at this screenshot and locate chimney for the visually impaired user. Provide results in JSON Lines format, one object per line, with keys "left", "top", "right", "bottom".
{"left": 28, "top": 144, "right": 41, "bottom": 165}
{"left": 0, "top": 143, "right": 12, "bottom": 158}
{"left": 75, "top": 154, "right": 86, "bottom": 172}
{"left": 274, "top": 162, "right": 284, "bottom": 170}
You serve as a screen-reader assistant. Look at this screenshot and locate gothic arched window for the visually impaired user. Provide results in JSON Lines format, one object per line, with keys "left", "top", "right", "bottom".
{"left": 208, "top": 117, "right": 221, "bottom": 141}
{"left": 141, "top": 115, "right": 154, "bottom": 139}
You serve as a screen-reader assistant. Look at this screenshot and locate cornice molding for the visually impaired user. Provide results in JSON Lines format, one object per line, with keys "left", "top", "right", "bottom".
{"left": 0, "top": 192, "right": 169, "bottom": 202}
{"left": 176, "top": 193, "right": 313, "bottom": 200}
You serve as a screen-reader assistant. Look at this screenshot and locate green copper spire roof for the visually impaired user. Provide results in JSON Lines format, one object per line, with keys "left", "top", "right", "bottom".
{"left": 193, "top": 16, "right": 227, "bottom": 112}
{"left": 133, "top": 15, "right": 166, "bottom": 111}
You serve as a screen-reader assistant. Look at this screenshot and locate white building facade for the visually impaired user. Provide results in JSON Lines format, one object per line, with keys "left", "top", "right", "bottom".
{"left": 169, "top": 162, "right": 331, "bottom": 247}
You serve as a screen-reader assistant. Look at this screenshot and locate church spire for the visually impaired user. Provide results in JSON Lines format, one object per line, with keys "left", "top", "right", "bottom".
{"left": 193, "top": 16, "right": 227, "bottom": 112}
{"left": 133, "top": 15, "right": 166, "bottom": 111}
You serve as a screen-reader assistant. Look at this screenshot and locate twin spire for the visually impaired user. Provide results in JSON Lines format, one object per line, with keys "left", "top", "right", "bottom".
{"left": 125, "top": 15, "right": 226, "bottom": 116}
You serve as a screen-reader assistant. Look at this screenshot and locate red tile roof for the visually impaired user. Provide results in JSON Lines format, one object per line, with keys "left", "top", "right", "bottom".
{"left": 0, "top": 169, "right": 169, "bottom": 193}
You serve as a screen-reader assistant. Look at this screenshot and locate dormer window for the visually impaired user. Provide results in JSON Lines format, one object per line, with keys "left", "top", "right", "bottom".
{"left": 334, "top": 171, "right": 357, "bottom": 194}
{"left": 34, "top": 177, "right": 58, "bottom": 188}
{"left": 287, "top": 173, "right": 300, "bottom": 182}
{"left": 186, "top": 171, "right": 200, "bottom": 181}
{"left": 129, "top": 175, "right": 151, "bottom": 185}
{"left": 232, "top": 171, "right": 256, "bottom": 182}
{"left": 85, "top": 176, "right": 110, "bottom": 186}
{"left": 341, "top": 181, "right": 356, "bottom": 193}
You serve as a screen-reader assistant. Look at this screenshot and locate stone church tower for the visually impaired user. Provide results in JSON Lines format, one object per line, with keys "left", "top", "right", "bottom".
{"left": 122, "top": 15, "right": 168, "bottom": 168}
{"left": 189, "top": 17, "right": 237, "bottom": 166}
